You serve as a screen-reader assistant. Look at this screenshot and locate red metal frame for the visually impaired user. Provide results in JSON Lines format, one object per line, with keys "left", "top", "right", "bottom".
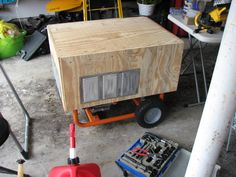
{"left": 73, "top": 95, "right": 163, "bottom": 127}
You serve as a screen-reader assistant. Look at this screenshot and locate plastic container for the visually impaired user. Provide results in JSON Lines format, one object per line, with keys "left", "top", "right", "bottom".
{"left": 0, "top": 0, "right": 16, "bottom": 4}
{"left": 0, "top": 31, "right": 26, "bottom": 59}
{"left": 49, "top": 124, "right": 101, "bottom": 177}
{"left": 49, "top": 163, "right": 101, "bottom": 177}
{"left": 137, "top": 3, "right": 156, "bottom": 16}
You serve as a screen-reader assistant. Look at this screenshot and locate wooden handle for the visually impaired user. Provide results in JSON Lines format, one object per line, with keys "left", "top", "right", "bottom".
{"left": 17, "top": 164, "right": 24, "bottom": 177}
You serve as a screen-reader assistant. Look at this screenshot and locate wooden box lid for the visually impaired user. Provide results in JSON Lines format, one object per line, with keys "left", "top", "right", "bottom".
{"left": 47, "top": 17, "right": 183, "bottom": 58}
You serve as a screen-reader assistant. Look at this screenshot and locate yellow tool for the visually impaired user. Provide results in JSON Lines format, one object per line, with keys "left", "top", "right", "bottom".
{"left": 209, "top": 7, "right": 227, "bottom": 23}
{"left": 194, "top": 6, "right": 228, "bottom": 34}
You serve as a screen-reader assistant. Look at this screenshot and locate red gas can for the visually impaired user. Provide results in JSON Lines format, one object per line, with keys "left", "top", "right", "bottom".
{"left": 49, "top": 163, "right": 101, "bottom": 177}
{"left": 49, "top": 124, "right": 101, "bottom": 177}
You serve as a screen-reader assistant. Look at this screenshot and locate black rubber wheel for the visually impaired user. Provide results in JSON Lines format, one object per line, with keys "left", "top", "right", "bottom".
{"left": 135, "top": 97, "right": 167, "bottom": 128}
{"left": 0, "top": 114, "right": 10, "bottom": 146}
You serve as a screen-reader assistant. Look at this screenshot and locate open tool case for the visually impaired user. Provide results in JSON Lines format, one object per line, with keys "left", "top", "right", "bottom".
{"left": 116, "top": 132, "right": 179, "bottom": 177}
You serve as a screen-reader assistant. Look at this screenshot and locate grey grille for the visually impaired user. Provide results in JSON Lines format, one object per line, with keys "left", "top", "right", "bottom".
{"left": 81, "top": 69, "right": 140, "bottom": 103}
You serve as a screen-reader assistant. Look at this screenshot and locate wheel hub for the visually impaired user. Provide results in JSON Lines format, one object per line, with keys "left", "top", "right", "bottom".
{"left": 144, "top": 108, "right": 162, "bottom": 124}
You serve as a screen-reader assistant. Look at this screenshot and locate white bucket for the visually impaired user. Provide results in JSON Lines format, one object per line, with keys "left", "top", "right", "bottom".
{"left": 137, "top": 3, "right": 156, "bottom": 16}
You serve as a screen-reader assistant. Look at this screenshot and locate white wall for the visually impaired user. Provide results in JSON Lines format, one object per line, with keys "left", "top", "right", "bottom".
{"left": 0, "top": 0, "right": 53, "bottom": 21}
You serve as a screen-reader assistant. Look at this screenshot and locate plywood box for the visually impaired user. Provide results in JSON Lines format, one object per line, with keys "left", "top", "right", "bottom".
{"left": 48, "top": 17, "right": 184, "bottom": 112}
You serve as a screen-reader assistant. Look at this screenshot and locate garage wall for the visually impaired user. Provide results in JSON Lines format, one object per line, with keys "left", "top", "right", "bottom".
{"left": 0, "top": 0, "right": 53, "bottom": 21}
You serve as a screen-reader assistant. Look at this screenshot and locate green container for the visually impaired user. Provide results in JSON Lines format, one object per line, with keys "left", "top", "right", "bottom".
{"left": 0, "top": 31, "right": 26, "bottom": 59}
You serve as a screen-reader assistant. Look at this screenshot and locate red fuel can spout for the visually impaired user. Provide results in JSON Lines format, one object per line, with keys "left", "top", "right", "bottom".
{"left": 68, "top": 123, "right": 80, "bottom": 165}
{"left": 70, "top": 124, "right": 76, "bottom": 148}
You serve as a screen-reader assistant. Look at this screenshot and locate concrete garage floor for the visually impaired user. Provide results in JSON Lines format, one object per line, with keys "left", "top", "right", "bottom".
{"left": 0, "top": 45, "right": 235, "bottom": 177}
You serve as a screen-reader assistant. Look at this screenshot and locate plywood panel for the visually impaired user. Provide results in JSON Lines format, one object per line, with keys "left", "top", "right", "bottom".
{"left": 48, "top": 17, "right": 182, "bottom": 57}
{"left": 48, "top": 17, "right": 184, "bottom": 112}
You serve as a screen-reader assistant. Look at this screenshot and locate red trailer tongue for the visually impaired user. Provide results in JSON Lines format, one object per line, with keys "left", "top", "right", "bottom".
{"left": 49, "top": 123, "right": 101, "bottom": 177}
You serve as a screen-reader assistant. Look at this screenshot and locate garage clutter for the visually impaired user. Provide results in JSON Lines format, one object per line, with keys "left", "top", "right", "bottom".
{"left": 0, "top": 20, "right": 25, "bottom": 59}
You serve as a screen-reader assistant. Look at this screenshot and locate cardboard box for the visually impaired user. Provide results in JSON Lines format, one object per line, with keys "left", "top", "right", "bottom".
{"left": 184, "top": 15, "right": 195, "bottom": 25}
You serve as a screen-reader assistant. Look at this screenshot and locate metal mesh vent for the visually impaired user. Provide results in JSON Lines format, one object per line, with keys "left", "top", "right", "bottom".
{"left": 81, "top": 69, "right": 140, "bottom": 103}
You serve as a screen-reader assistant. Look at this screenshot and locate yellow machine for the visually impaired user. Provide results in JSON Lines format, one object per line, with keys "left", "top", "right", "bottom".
{"left": 194, "top": 6, "right": 228, "bottom": 33}
{"left": 46, "top": 0, "right": 123, "bottom": 21}
{"left": 46, "top": 0, "right": 83, "bottom": 13}
{"left": 209, "top": 7, "right": 227, "bottom": 22}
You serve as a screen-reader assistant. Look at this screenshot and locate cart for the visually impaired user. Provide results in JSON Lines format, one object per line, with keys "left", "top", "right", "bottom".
{"left": 47, "top": 17, "right": 184, "bottom": 128}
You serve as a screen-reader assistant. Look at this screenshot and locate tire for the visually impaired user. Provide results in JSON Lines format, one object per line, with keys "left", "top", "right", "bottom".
{"left": 135, "top": 98, "right": 167, "bottom": 128}
{"left": 0, "top": 116, "right": 10, "bottom": 146}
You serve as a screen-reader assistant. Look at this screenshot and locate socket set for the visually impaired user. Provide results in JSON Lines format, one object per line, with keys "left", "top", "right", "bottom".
{"left": 116, "top": 132, "right": 179, "bottom": 177}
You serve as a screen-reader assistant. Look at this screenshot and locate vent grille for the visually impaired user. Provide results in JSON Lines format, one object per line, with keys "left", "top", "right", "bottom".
{"left": 81, "top": 69, "right": 140, "bottom": 103}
